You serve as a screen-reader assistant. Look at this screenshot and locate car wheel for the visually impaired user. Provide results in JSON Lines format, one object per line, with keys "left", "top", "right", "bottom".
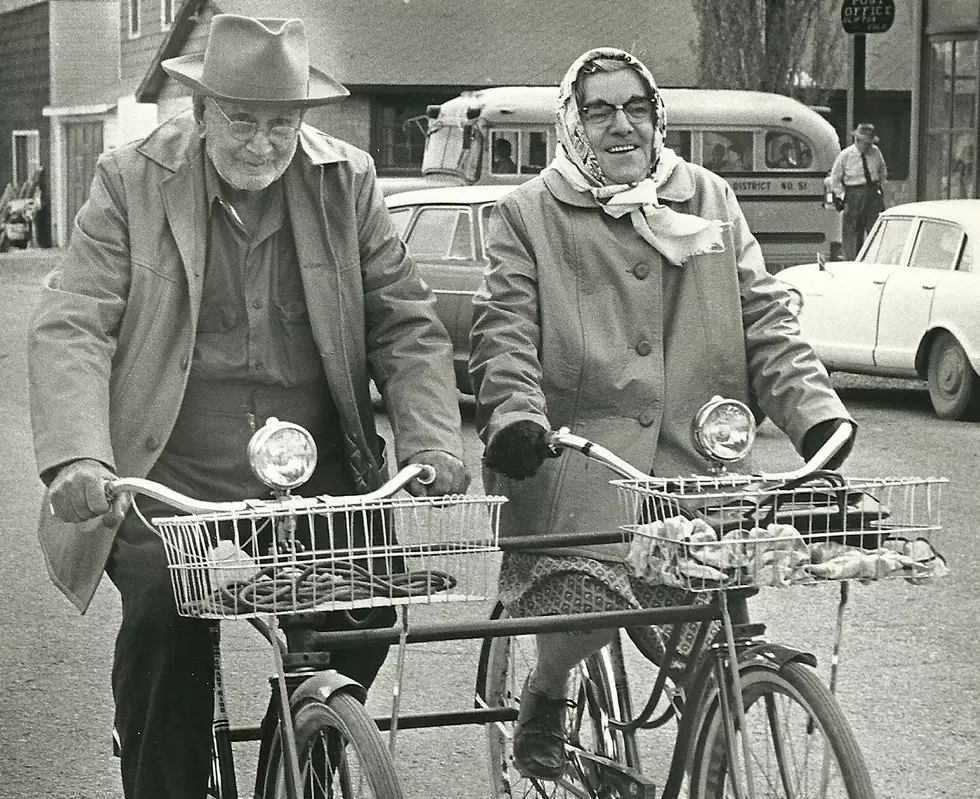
{"left": 926, "top": 332, "right": 980, "bottom": 421}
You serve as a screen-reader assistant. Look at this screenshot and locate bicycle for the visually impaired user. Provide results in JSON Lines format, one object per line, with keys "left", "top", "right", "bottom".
{"left": 476, "top": 399, "right": 949, "bottom": 799}
{"left": 109, "top": 405, "right": 948, "bottom": 799}
{"left": 108, "top": 417, "right": 508, "bottom": 799}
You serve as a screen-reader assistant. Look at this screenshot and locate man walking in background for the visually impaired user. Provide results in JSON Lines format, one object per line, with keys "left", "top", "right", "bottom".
{"left": 829, "top": 122, "right": 889, "bottom": 259}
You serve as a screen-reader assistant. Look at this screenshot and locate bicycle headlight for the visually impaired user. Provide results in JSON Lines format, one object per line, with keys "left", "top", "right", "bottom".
{"left": 692, "top": 396, "right": 756, "bottom": 465}
{"left": 247, "top": 417, "right": 318, "bottom": 491}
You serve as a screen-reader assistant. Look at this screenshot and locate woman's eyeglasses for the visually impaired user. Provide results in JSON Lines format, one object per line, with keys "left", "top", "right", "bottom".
{"left": 210, "top": 100, "right": 301, "bottom": 148}
{"left": 580, "top": 97, "right": 654, "bottom": 126}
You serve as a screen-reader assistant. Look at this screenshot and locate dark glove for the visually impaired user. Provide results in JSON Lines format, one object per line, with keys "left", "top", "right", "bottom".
{"left": 485, "top": 421, "right": 557, "bottom": 480}
{"left": 801, "top": 419, "right": 855, "bottom": 471}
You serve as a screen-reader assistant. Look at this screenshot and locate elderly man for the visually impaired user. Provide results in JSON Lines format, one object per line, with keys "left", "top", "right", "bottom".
{"left": 29, "top": 14, "right": 468, "bottom": 799}
{"left": 829, "top": 122, "right": 889, "bottom": 259}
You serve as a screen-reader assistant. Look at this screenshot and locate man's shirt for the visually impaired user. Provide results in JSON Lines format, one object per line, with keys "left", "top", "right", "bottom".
{"left": 193, "top": 153, "right": 323, "bottom": 386}
{"left": 829, "top": 143, "right": 888, "bottom": 196}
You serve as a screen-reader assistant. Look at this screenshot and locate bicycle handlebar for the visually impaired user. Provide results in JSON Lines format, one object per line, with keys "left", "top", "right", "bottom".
{"left": 108, "top": 463, "right": 437, "bottom": 515}
{"left": 546, "top": 420, "right": 855, "bottom": 483}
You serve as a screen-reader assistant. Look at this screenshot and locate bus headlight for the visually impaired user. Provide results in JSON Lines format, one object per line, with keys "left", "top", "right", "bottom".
{"left": 247, "top": 417, "right": 318, "bottom": 491}
{"left": 692, "top": 396, "right": 756, "bottom": 465}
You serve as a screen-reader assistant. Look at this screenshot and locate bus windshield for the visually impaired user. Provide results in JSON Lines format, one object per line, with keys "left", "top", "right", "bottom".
{"left": 422, "top": 120, "right": 484, "bottom": 183}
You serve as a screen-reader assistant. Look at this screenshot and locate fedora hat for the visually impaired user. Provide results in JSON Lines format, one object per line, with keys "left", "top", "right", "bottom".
{"left": 162, "top": 14, "right": 348, "bottom": 108}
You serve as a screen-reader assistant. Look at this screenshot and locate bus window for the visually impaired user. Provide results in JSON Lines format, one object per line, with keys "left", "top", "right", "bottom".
{"left": 524, "top": 131, "right": 549, "bottom": 173}
{"left": 665, "top": 129, "right": 691, "bottom": 162}
{"left": 704, "top": 131, "right": 752, "bottom": 172}
{"left": 491, "top": 132, "right": 519, "bottom": 175}
{"left": 766, "top": 132, "right": 813, "bottom": 170}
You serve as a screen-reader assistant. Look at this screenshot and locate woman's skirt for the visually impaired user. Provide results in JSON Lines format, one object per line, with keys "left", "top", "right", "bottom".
{"left": 498, "top": 552, "right": 717, "bottom": 682}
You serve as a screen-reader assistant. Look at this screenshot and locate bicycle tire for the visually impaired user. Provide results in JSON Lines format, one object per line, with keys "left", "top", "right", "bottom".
{"left": 690, "top": 662, "right": 875, "bottom": 799}
{"left": 479, "top": 612, "right": 638, "bottom": 798}
{"left": 261, "top": 691, "right": 405, "bottom": 799}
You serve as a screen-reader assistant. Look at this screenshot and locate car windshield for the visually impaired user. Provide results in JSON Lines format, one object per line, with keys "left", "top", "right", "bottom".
{"left": 862, "top": 217, "right": 913, "bottom": 264}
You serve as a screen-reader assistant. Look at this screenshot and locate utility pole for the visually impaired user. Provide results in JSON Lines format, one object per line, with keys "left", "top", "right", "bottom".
{"left": 840, "top": 0, "right": 895, "bottom": 134}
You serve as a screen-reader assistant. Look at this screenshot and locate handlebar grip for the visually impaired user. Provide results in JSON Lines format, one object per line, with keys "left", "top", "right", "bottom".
{"left": 414, "top": 465, "right": 437, "bottom": 486}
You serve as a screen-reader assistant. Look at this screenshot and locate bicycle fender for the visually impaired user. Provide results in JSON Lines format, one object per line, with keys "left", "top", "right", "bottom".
{"left": 288, "top": 669, "right": 368, "bottom": 709}
{"left": 740, "top": 642, "right": 817, "bottom": 670}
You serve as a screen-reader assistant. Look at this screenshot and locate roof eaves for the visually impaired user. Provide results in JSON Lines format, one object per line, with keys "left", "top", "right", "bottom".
{"left": 136, "top": 0, "right": 214, "bottom": 103}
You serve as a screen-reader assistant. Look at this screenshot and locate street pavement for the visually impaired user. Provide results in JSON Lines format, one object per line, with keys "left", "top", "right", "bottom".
{"left": 1, "top": 249, "right": 978, "bottom": 798}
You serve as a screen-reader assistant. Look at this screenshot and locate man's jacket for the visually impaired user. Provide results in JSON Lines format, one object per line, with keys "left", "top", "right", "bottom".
{"left": 29, "top": 111, "right": 464, "bottom": 612}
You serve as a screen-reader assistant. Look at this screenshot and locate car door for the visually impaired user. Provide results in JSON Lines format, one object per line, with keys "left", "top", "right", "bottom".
{"left": 801, "top": 216, "right": 914, "bottom": 369}
{"left": 402, "top": 204, "right": 482, "bottom": 384}
{"left": 874, "top": 219, "right": 963, "bottom": 373}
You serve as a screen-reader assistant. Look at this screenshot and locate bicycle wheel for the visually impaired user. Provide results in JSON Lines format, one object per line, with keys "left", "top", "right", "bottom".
{"left": 691, "top": 662, "right": 874, "bottom": 799}
{"left": 480, "top": 624, "right": 637, "bottom": 798}
{"left": 262, "top": 691, "right": 405, "bottom": 799}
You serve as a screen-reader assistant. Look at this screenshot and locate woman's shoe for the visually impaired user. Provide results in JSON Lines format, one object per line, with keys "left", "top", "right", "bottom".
{"left": 513, "top": 677, "right": 568, "bottom": 780}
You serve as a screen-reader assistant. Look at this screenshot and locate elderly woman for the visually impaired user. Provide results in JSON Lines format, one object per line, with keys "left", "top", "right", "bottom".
{"left": 469, "top": 47, "right": 855, "bottom": 781}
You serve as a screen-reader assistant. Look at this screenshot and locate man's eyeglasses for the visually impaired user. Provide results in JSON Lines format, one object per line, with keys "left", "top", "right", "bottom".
{"left": 209, "top": 100, "right": 301, "bottom": 148}
{"left": 580, "top": 97, "right": 654, "bottom": 126}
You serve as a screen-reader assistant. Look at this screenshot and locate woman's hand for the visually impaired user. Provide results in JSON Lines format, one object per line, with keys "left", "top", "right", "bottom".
{"left": 485, "top": 421, "right": 558, "bottom": 480}
{"left": 801, "top": 418, "right": 856, "bottom": 470}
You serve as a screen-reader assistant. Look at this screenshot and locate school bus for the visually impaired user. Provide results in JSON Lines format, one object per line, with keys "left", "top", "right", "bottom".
{"left": 389, "top": 85, "right": 842, "bottom": 271}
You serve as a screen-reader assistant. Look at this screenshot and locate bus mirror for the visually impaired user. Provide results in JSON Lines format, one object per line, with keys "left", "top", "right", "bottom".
{"left": 426, "top": 105, "right": 441, "bottom": 118}
{"left": 466, "top": 107, "right": 481, "bottom": 120}
{"left": 817, "top": 252, "right": 826, "bottom": 271}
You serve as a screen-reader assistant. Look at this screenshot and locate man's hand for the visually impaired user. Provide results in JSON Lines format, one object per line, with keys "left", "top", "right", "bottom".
{"left": 485, "top": 420, "right": 558, "bottom": 480}
{"left": 405, "top": 451, "right": 470, "bottom": 497}
{"left": 48, "top": 458, "right": 130, "bottom": 527}
{"left": 801, "top": 419, "right": 856, "bottom": 471}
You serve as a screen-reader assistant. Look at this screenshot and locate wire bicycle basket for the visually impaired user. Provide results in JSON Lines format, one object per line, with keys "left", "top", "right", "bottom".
{"left": 615, "top": 473, "right": 949, "bottom": 592}
{"left": 151, "top": 493, "right": 507, "bottom": 620}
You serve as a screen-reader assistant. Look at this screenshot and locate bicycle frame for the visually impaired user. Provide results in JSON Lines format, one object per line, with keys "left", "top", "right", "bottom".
{"left": 110, "top": 418, "right": 865, "bottom": 799}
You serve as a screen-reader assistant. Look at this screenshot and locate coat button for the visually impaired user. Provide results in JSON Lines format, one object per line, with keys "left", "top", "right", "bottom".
{"left": 638, "top": 411, "right": 656, "bottom": 427}
{"left": 635, "top": 340, "right": 652, "bottom": 357}
{"left": 145, "top": 435, "right": 160, "bottom": 451}
{"left": 633, "top": 263, "right": 650, "bottom": 279}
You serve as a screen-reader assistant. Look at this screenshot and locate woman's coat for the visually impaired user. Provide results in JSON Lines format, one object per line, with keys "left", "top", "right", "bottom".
{"left": 29, "top": 111, "right": 464, "bottom": 612}
{"left": 470, "top": 163, "right": 851, "bottom": 561}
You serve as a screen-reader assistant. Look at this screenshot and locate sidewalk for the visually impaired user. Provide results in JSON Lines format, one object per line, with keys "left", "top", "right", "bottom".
{"left": 0, "top": 247, "right": 62, "bottom": 285}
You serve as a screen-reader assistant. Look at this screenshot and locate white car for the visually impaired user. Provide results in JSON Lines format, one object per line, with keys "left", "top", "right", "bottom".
{"left": 778, "top": 200, "right": 980, "bottom": 420}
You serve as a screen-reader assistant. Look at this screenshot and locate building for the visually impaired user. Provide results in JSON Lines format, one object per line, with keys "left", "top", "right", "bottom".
{"left": 0, "top": 0, "right": 50, "bottom": 245}
{"left": 916, "top": 0, "right": 979, "bottom": 201}
{"left": 0, "top": 0, "right": 975, "bottom": 247}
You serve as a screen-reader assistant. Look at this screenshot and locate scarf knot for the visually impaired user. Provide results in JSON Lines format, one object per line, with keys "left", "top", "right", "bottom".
{"left": 550, "top": 148, "right": 730, "bottom": 267}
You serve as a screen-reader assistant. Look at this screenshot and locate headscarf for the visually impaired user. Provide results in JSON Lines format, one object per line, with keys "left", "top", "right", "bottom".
{"left": 547, "top": 47, "right": 728, "bottom": 266}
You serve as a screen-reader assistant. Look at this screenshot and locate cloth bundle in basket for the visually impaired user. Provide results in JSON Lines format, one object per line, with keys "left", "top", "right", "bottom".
{"left": 625, "top": 516, "right": 948, "bottom": 590}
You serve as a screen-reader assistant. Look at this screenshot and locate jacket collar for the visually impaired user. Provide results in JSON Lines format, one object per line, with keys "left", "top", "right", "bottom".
{"left": 543, "top": 157, "right": 699, "bottom": 207}
{"left": 137, "top": 109, "right": 349, "bottom": 174}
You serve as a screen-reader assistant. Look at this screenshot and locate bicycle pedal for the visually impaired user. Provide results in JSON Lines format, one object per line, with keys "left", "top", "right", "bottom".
{"left": 568, "top": 748, "right": 658, "bottom": 798}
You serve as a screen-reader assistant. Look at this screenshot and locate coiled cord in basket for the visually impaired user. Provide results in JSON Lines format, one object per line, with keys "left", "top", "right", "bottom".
{"left": 185, "top": 559, "right": 458, "bottom": 616}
